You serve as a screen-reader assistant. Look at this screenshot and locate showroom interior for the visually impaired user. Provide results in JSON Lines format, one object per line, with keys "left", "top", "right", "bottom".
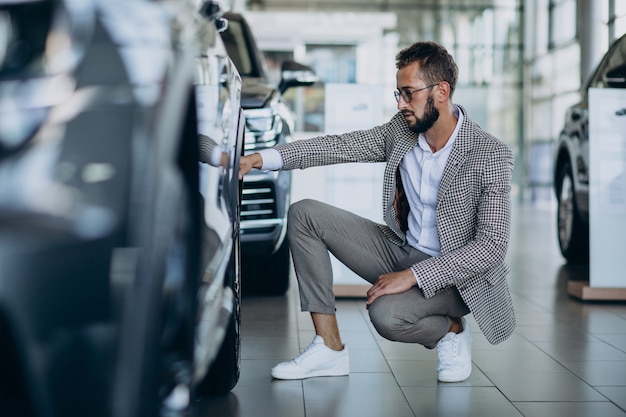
{"left": 198, "top": 0, "right": 626, "bottom": 416}
{"left": 0, "top": 0, "right": 624, "bottom": 416}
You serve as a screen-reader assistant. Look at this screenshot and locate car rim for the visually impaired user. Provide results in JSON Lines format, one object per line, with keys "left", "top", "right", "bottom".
{"left": 558, "top": 173, "right": 574, "bottom": 251}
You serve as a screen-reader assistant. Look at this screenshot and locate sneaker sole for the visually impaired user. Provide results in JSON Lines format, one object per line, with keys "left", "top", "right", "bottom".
{"left": 271, "top": 367, "right": 349, "bottom": 380}
{"left": 437, "top": 368, "right": 472, "bottom": 383}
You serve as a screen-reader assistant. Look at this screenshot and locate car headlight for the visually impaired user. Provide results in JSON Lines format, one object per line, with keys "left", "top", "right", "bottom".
{"left": 246, "top": 114, "right": 274, "bottom": 132}
{"left": 244, "top": 108, "right": 282, "bottom": 150}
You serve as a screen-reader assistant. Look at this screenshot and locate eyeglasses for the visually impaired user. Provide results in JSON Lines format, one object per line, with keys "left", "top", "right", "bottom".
{"left": 393, "top": 84, "right": 438, "bottom": 103}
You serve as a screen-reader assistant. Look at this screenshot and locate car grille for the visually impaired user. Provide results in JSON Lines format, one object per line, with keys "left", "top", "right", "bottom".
{"left": 241, "top": 180, "right": 277, "bottom": 224}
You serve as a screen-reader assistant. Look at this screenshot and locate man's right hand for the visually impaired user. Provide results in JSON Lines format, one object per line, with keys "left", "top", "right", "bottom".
{"left": 239, "top": 153, "right": 263, "bottom": 179}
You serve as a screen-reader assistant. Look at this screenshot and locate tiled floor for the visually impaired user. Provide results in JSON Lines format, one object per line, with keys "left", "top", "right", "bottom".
{"left": 195, "top": 200, "right": 626, "bottom": 417}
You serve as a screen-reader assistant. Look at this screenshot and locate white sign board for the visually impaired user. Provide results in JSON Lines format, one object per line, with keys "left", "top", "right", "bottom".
{"left": 589, "top": 88, "right": 626, "bottom": 288}
{"left": 291, "top": 84, "right": 385, "bottom": 295}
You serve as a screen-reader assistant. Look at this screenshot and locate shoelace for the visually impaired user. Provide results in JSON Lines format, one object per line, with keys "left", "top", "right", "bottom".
{"left": 438, "top": 335, "right": 459, "bottom": 366}
{"left": 293, "top": 340, "right": 324, "bottom": 363}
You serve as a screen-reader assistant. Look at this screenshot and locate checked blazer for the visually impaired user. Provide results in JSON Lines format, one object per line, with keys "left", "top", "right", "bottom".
{"left": 274, "top": 105, "right": 516, "bottom": 345}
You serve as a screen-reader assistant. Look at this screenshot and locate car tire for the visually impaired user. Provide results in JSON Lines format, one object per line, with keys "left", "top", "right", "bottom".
{"left": 195, "top": 235, "right": 242, "bottom": 396}
{"left": 556, "top": 161, "right": 589, "bottom": 263}
{"left": 242, "top": 238, "right": 290, "bottom": 296}
{"left": 111, "top": 95, "right": 202, "bottom": 417}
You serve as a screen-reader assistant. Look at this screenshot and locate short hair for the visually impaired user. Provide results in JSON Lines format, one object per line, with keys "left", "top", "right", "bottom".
{"left": 395, "top": 41, "right": 458, "bottom": 96}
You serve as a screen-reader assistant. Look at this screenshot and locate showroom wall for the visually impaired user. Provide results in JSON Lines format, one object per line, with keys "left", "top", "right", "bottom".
{"left": 233, "top": 0, "right": 625, "bottom": 203}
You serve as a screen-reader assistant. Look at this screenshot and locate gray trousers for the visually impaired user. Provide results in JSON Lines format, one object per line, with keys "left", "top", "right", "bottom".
{"left": 288, "top": 199, "right": 470, "bottom": 349}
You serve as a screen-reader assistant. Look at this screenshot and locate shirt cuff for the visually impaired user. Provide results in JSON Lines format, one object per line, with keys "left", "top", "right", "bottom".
{"left": 258, "top": 148, "right": 284, "bottom": 171}
{"left": 410, "top": 268, "right": 422, "bottom": 288}
{"left": 209, "top": 146, "right": 222, "bottom": 167}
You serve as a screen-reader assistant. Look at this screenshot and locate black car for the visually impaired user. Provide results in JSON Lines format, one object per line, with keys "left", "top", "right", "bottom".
{"left": 0, "top": 1, "right": 243, "bottom": 416}
{"left": 220, "top": 12, "right": 317, "bottom": 295}
{"left": 553, "top": 33, "right": 626, "bottom": 263}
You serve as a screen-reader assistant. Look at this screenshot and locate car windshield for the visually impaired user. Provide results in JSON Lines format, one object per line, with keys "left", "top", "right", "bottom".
{"left": 589, "top": 34, "right": 626, "bottom": 89}
{"left": 221, "top": 19, "right": 257, "bottom": 77}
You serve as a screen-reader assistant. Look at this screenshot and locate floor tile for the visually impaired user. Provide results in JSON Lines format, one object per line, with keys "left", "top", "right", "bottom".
{"left": 564, "top": 361, "right": 626, "bottom": 386}
{"left": 348, "top": 348, "right": 392, "bottom": 373}
{"left": 389, "top": 359, "right": 493, "bottom": 387}
{"left": 513, "top": 401, "right": 626, "bottom": 417}
{"left": 240, "top": 336, "right": 301, "bottom": 360}
{"left": 596, "top": 386, "right": 626, "bottom": 410}
{"left": 596, "top": 334, "right": 626, "bottom": 351}
{"left": 485, "top": 371, "right": 606, "bottom": 402}
{"left": 303, "top": 373, "right": 415, "bottom": 417}
{"left": 472, "top": 346, "right": 570, "bottom": 374}
{"left": 403, "top": 386, "right": 524, "bottom": 417}
{"left": 533, "top": 340, "right": 626, "bottom": 362}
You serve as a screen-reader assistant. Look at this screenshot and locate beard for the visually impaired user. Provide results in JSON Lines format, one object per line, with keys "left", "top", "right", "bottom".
{"left": 407, "top": 94, "right": 439, "bottom": 134}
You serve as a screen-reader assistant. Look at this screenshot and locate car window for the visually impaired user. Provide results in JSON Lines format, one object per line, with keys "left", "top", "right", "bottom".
{"left": 590, "top": 34, "right": 626, "bottom": 88}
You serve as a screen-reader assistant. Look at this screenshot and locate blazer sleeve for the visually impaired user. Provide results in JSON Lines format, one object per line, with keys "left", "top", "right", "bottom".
{"left": 411, "top": 140, "right": 514, "bottom": 299}
{"left": 273, "top": 113, "right": 408, "bottom": 170}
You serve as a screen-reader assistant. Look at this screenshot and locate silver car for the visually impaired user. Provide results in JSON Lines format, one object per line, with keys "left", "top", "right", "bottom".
{"left": 0, "top": 0, "right": 243, "bottom": 415}
{"left": 553, "top": 33, "right": 626, "bottom": 263}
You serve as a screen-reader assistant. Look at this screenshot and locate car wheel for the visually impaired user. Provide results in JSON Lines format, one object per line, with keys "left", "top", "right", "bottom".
{"left": 556, "top": 161, "right": 589, "bottom": 263}
{"left": 195, "top": 233, "right": 242, "bottom": 396}
{"left": 242, "top": 238, "right": 290, "bottom": 296}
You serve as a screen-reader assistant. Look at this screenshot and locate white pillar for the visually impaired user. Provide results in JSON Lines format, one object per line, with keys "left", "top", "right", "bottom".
{"left": 232, "top": 0, "right": 247, "bottom": 13}
{"left": 579, "top": 0, "right": 606, "bottom": 84}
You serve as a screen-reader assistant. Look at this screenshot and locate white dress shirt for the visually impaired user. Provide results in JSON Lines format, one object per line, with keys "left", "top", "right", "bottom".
{"left": 402, "top": 107, "right": 463, "bottom": 256}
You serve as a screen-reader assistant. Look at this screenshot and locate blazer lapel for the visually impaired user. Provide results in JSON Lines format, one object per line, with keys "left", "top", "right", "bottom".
{"left": 384, "top": 131, "right": 418, "bottom": 234}
{"left": 437, "top": 107, "right": 473, "bottom": 204}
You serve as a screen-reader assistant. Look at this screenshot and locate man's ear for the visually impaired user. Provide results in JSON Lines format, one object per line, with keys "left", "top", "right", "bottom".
{"left": 435, "top": 81, "right": 451, "bottom": 102}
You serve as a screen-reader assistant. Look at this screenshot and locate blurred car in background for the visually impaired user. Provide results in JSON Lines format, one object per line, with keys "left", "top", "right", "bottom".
{"left": 0, "top": 1, "right": 242, "bottom": 416}
{"left": 220, "top": 11, "right": 317, "bottom": 295}
{"left": 553, "top": 33, "right": 626, "bottom": 263}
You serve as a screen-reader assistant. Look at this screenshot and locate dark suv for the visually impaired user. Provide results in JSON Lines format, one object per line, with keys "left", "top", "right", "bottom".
{"left": 220, "top": 12, "right": 317, "bottom": 295}
{"left": 0, "top": 1, "right": 243, "bottom": 416}
{"left": 553, "top": 33, "right": 626, "bottom": 263}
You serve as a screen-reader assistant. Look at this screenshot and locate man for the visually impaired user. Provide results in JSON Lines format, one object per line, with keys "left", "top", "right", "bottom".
{"left": 239, "top": 41, "right": 515, "bottom": 383}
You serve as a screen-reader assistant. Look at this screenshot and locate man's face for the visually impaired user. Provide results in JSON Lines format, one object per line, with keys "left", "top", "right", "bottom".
{"left": 396, "top": 62, "right": 440, "bottom": 133}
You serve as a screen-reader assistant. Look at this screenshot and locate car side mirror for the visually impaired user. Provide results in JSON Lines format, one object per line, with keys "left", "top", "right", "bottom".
{"left": 199, "top": 0, "right": 223, "bottom": 20}
{"left": 605, "top": 63, "right": 626, "bottom": 88}
{"left": 278, "top": 60, "right": 318, "bottom": 94}
{"left": 570, "top": 108, "right": 582, "bottom": 121}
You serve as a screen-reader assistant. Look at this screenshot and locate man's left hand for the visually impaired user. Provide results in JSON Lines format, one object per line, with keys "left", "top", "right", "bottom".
{"left": 366, "top": 269, "right": 417, "bottom": 308}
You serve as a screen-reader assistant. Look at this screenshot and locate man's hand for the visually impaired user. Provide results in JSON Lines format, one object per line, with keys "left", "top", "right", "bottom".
{"left": 239, "top": 153, "right": 263, "bottom": 179}
{"left": 366, "top": 269, "right": 417, "bottom": 308}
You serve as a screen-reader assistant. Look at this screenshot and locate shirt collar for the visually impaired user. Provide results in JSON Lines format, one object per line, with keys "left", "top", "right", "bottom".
{"left": 417, "top": 105, "right": 463, "bottom": 154}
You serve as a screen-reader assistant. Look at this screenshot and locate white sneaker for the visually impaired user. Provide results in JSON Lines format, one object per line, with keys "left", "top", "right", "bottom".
{"left": 271, "top": 335, "right": 350, "bottom": 380}
{"left": 436, "top": 317, "right": 472, "bottom": 382}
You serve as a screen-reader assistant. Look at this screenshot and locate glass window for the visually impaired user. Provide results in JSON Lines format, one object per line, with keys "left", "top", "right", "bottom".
{"left": 534, "top": 2, "right": 550, "bottom": 55}
{"left": 306, "top": 45, "right": 356, "bottom": 84}
{"left": 611, "top": 0, "right": 626, "bottom": 42}
{"left": 549, "top": 0, "right": 577, "bottom": 48}
{"left": 530, "top": 99, "right": 552, "bottom": 140}
{"left": 263, "top": 50, "right": 293, "bottom": 85}
{"left": 552, "top": 43, "right": 580, "bottom": 94}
